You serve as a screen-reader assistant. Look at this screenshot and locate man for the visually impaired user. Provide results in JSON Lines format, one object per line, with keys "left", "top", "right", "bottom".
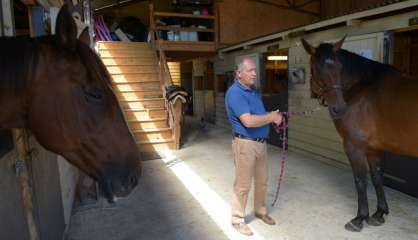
{"left": 225, "top": 58, "right": 283, "bottom": 236}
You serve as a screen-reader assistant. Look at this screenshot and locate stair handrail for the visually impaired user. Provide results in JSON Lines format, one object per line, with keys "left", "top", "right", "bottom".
{"left": 149, "top": 1, "right": 181, "bottom": 149}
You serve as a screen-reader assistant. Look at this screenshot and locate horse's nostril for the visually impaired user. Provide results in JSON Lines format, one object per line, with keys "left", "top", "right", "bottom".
{"left": 130, "top": 175, "right": 138, "bottom": 186}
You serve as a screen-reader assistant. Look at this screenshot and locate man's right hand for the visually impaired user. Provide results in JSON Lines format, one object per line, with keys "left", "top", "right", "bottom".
{"left": 269, "top": 111, "right": 283, "bottom": 125}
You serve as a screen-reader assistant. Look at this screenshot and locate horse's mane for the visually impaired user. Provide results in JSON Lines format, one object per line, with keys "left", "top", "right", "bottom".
{"left": 316, "top": 43, "right": 400, "bottom": 87}
{"left": 0, "top": 35, "right": 112, "bottom": 96}
{"left": 0, "top": 36, "right": 37, "bottom": 94}
{"left": 338, "top": 48, "right": 399, "bottom": 85}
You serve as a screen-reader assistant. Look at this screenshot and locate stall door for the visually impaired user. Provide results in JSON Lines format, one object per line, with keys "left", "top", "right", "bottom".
{"left": 0, "top": 152, "right": 30, "bottom": 240}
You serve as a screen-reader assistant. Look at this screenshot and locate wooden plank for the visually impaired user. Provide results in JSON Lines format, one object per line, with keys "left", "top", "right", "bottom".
{"left": 13, "top": 130, "right": 39, "bottom": 240}
{"left": 155, "top": 26, "right": 215, "bottom": 32}
{"left": 105, "top": 65, "right": 158, "bottom": 74}
{"left": 112, "top": 82, "right": 161, "bottom": 92}
{"left": 98, "top": 50, "right": 155, "bottom": 58}
{"left": 289, "top": 129, "right": 344, "bottom": 152}
{"left": 1, "top": 0, "right": 15, "bottom": 36}
{"left": 120, "top": 99, "right": 165, "bottom": 110}
{"left": 0, "top": 152, "right": 31, "bottom": 240}
{"left": 124, "top": 109, "right": 167, "bottom": 120}
{"left": 290, "top": 124, "right": 342, "bottom": 143}
{"left": 157, "top": 40, "right": 216, "bottom": 52}
{"left": 138, "top": 141, "right": 176, "bottom": 152}
{"left": 154, "top": 11, "right": 215, "bottom": 19}
{"left": 116, "top": 91, "right": 163, "bottom": 101}
{"left": 111, "top": 73, "right": 158, "bottom": 83}
{"left": 289, "top": 138, "right": 349, "bottom": 165}
{"left": 133, "top": 129, "right": 172, "bottom": 142}
{"left": 97, "top": 41, "right": 152, "bottom": 50}
{"left": 102, "top": 58, "right": 157, "bottom": 66}
{"left": 128, "top": 120, "right": 169, "bottom": 130}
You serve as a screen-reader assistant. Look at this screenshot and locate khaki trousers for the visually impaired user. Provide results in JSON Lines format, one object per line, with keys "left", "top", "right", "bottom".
{"left": 231, "top": 137, "right": 268, "bottom": 224}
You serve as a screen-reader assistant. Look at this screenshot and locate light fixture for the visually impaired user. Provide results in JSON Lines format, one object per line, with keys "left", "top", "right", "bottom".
{"left": 267, "top": 55, "right": 288, "bottom": 61}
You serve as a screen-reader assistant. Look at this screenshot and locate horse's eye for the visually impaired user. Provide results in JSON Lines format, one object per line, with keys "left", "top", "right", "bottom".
{"left": 325, "top": 58, "right": 335, "bottom": 65}
{"left": 83, "top": 86, "right": 103, "bottom": 102}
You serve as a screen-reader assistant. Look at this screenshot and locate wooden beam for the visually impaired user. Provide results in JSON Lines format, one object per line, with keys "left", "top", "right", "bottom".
{"left": 1, "top": 0, "right": 15, "bottom": 36}
{"left": 154, "top": 11, "right": 215, "bottom": 20}
{"left": 156, "top": 26, "right": 215, "bottom": 32}
{"left": 249, "top": 0, "right": 320, "bottom": 16}
{"left": 296, "top": 0, "right": 318, "bottom": 8}
{"left": 220, "top": 0, "right": 418, "bottom": 53}
{"left": 13, "top": 129, "right": 40, "bottom": 240}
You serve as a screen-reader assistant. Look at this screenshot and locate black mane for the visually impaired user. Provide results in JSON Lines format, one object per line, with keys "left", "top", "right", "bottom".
{"left": 315, "top": 43, "right": 399, "bottom": 86}
{"left": 0, "top": 36, "right": 37, "bottom": 94}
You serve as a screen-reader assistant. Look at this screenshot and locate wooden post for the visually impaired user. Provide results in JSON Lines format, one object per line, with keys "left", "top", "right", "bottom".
{"left": 1, "top": 0, "right": 15, "bottom": 36}
{"left": 13, "top": 129, "right": 40, "bottom": 240}
{"left": 214, "top": 0, "right": 219, "bottom": 49}
{"left": 172, "top": 101, "right": 183, "bottom": 149}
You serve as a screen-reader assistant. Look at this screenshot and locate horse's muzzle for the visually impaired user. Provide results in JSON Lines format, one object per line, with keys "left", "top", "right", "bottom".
{"left": 100, "top": 169, "right": 141, "bottom": 203}
{"left": 329, "top": 104, "right": 347, "bottom": 119}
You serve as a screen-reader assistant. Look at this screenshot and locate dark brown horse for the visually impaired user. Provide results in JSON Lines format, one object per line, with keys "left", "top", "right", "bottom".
{"left": 0, "top": 5, "right": 140, "bottom": 202}
{"left": 302, "top": 37, "right": 418, "bottom": 232}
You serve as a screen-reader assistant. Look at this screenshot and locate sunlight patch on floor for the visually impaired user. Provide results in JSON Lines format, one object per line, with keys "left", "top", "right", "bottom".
{"left": 160, "top": 150, "right": 268, "bottom": 240}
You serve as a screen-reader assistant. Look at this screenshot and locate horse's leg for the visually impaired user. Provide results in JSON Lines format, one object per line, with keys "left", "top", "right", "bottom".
{"left": 344, "top": 142, "right": 369, "bottom": 232}
{"left": 366, "top": 151, "right": 389, "bottom": 226}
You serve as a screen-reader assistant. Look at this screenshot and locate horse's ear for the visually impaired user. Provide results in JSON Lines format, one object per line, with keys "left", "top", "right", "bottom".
{"left": 79, "top": 27, "right": 90, "bottom": 46}
{"left": 333, "top": 35, "right": 347, "bottom": 53}
{"left": 301, "top": 38, "right": 315, "bottom": 55}
{"left": 55, "top": 4, "right": 77, "bottom": 49}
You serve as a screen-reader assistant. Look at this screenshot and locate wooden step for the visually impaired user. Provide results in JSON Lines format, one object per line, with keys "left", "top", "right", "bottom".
{"left": 120, "top": 98, "right": 165, "bottom": 110}
{"left": 137, "top": 139, "right": 176, "bottom": 152}
{"left": 132, "top": 128, "right": 173, "bottom": 142}
{"left": 116, "top": 91, "right": 163, "bottom": 101}
{"left": 111, "top": 73, "right": 158, "bottom": 83}
{"left": 102, "top": 58, "right": 157, "bottom": 66}
{"left": 123, "top": 108, "right": 167, "bottom": 120}
{"left": 98, "top": 50, "right": 155, "bottom": 58}
{"left": 128, "top": 118, "right": 169, "bottom": 130}
{"left": 106, "top": 65, "right": 158, "bottom": 74}
{"left": 97, "top": 41, "right": 152, "bottom": 50}
{"left": 113, "top": 82, "right": 161, "bottom": 92}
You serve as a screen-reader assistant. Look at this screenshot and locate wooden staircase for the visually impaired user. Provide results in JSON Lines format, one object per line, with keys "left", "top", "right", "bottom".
{"left": 96, "top": 41, "right": 176, "bottom": 159}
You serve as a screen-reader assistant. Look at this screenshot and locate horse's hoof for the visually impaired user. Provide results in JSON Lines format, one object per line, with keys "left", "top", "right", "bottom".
{"left": 344, "top": 221, "right": 363, "bottom": 232}
{"left": 367, "top": 216, "right": 385, "bottom": 226}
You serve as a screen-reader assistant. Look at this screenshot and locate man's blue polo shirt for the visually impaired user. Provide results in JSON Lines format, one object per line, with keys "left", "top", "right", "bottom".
{"left": 225, "top": 80, "right": 269, "bottom": 139}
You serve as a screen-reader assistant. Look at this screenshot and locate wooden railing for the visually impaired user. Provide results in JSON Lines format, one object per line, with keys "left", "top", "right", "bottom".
{"left": 149, "top": 2, "right": 182, "bottom": 149}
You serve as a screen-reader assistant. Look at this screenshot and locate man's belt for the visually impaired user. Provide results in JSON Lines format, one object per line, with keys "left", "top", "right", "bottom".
{"left": 234, "top": 133, "right": 266, "bottom": 143}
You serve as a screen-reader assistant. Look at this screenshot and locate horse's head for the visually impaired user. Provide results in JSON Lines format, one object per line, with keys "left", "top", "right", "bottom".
{"left": 27, "top": 5, "right": 140, "bottom": 202}
{"left": 302, "top": 36, "right": 348, "bottom": 119}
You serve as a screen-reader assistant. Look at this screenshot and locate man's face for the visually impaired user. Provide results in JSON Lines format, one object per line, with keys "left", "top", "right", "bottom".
{"left": 237, "top": 59, "right": 257, "bottom": 87}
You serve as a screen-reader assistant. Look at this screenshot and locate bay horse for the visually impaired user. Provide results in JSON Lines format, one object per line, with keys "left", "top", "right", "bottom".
{"left": 302, "top": 36, "right": 418, "bottom": 232}
{"left": 0, "top": 5, "right": 140, "bottom": 203}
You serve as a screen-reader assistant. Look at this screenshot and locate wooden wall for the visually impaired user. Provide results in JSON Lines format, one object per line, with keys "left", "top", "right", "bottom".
{"left": 218, "top": 0, "right": 319, "bottom": 45}
{"left": 321, "top": 0, "right": 391, "bottom": 18}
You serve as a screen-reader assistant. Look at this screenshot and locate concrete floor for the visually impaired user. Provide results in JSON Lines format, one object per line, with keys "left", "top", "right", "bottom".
{"left": 66, "top": 119, "right": 418, "bottom": 240}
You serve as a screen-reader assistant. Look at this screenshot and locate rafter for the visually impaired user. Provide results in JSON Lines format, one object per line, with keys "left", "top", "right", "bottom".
{"left": 296, "top": 0, "right": 318, "bottom": 8}
{"left": 249, "top": 0, "right": 320, "bottom": 16}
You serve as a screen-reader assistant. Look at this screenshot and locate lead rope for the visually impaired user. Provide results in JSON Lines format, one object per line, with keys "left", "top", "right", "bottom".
{"left": 271, "top": 107, "right": 324, "bottom": 207}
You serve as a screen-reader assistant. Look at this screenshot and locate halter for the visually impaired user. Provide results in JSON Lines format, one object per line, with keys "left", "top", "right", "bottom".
{"left": 311, "top": 57, "right": 347, "bottom": 107}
